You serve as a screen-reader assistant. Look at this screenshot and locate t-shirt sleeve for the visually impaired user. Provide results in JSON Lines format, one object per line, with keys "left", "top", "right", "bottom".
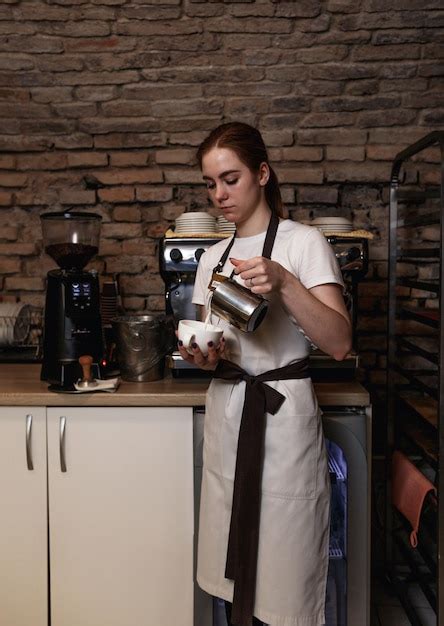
{"left": 192, "top": 251, "right": 209, "bottom": 306}
{"left": 296, "top": 227, "right": 344, "bottom": 291}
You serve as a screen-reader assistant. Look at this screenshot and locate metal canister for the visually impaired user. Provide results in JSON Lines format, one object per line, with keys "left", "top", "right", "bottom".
{"left": 208, "top": 273, "right": 268, "bottom": 332}
{"left": 111, "top": 314, "right": 175, "bottom": 381}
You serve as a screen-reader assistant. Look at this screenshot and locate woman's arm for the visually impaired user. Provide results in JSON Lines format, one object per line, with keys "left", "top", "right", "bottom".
{"left": 231, "top": 257, "right": 352, "bottom": 361}
{"left": 280, "top": 278, "right": 351, "bottom": 360}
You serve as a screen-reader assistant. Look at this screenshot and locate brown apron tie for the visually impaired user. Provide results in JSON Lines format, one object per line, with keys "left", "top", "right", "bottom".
{"left": 214, "top": 357, "right": 310, "bottom": 626}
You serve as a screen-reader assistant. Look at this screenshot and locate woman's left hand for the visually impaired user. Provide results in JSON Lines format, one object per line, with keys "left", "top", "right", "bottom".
{"left": 176, "top": 332, "right": 226, "bottom": 371}
{"left": 230, "top": 256, "right": 289, "bottom": 295}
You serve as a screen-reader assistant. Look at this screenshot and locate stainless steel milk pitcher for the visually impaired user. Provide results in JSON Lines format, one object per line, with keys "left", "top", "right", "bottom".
{"left": 208, "top": 273, "right": 269, "bottom": 332}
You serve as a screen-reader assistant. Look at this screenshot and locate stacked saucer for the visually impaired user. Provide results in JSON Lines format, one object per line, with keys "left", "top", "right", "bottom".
{"left": 175, "top": 212, "right": 216, "bottom": 234}
{"left": 216, "top": 216, "right": 236, "bottom": 234}
{"left": 310, "top": 217, "right": 354, "bottom": 234}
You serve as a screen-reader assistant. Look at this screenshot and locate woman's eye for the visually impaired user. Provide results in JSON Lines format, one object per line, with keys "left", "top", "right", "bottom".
{"left": 225, "top": 178, "right": 238, "bottom": 186}
{"left": 206, "top": 182, "right": 216, "bottom": 190}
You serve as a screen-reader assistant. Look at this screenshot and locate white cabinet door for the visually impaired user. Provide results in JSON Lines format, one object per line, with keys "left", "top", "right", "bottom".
{"left": 0, "top": 407, "right": 47, "bottom": 626}
{"left": 47, "top": 407, "right": 194, "bottom": 626}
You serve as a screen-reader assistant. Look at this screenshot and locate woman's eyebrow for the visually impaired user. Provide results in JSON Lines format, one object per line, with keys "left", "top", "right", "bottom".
{"left": 203, "top": 169, "right": 241, "bottom": 180}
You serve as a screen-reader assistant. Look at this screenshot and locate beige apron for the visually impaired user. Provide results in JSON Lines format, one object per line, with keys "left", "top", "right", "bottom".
{"left": 197, "top": 259, "right": 331, "bottom": 625}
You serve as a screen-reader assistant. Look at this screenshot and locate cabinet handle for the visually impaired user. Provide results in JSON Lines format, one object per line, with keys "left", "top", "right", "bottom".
{"left": 26, "top": 414, "right": 33, "bottom": 471}
{"left": 60, "top": 416, "right": 67, "bottom": 473}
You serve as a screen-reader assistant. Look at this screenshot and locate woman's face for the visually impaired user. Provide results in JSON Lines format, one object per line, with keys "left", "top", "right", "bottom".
{"left": 201, "top": 147, "right": 268, "bottom": 225}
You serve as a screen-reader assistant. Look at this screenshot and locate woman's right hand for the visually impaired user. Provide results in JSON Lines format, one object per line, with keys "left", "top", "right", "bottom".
{"left": 177, "top": 337, "right": 226, "bottom": 371}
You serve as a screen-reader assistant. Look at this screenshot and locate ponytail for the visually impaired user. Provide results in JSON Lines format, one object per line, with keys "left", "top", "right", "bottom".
{"left": 265, "top": 166, "right": 284, "bottom": 218}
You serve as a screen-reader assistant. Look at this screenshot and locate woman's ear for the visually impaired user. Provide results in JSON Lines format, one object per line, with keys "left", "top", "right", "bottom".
{"left": 258, "top": 162, "right": 270, "bottom": 187}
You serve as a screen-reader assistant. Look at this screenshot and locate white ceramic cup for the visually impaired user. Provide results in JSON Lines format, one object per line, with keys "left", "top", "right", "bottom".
{"left": 178, "top": 319, "right": 223, "bottom": 356}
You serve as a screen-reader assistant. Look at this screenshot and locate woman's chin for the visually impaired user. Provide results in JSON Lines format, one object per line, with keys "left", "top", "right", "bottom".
{"left": 220, "top": 212, "right": 236, "bottom": 222}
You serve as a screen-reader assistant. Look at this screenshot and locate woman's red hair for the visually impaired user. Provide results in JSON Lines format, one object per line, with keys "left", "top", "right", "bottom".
{"left": 196, "top": 122, "right": 284, "bottom": 218}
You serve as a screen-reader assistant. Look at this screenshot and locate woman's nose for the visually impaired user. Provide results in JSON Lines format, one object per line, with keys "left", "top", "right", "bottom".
{"left": 215, "top": 183, "right": 228, "bottom": 202}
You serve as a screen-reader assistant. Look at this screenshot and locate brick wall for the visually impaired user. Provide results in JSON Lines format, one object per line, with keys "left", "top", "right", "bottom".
{"left": 0, "top": 0, "right": 443, "bottom": 414}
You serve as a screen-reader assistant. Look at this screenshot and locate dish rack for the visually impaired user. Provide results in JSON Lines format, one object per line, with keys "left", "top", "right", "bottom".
{"left": 0, "top": 305, "right": 43, "bottom": 359}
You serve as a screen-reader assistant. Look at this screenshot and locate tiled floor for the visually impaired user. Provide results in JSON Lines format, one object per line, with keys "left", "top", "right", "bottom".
{"left": 372, "top": 580, "right": 436, "bottom": 626}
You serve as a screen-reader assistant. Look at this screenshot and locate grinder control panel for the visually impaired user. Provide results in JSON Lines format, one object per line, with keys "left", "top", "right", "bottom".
{"left": 64, "top": 276, "right": 98, "bottom": 318}
{"left": 70, "top": 282, "right": 92, "bottom": 310}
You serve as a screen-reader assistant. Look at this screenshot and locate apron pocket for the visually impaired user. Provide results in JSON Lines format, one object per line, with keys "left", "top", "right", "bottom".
{"left": 261, "top": 415, "right": 318, "bottom": 500}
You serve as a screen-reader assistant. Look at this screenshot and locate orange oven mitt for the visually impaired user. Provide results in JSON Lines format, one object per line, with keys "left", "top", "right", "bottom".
{"left": 391, "top": 450, "right": 437, "bottom": 548}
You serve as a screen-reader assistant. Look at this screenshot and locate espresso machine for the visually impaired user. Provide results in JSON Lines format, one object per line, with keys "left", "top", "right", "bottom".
{"left": 159, "top": 232, "right": 369, "bottom": 379}
{"left": 159, "top": 234, "right": 223, "bottom": 376}
{"left": 324, "top": 234, "right": 369, "bottom": 343}
{"left": 40, "top": 211, "right": 104, "bottom": 391}
{"left": 159, "top": 235, "right": 223, "bottom": 323}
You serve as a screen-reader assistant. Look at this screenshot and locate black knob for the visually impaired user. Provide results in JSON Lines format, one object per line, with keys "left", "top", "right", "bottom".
{"left": 170, "top": 248, "right": 182, "bottom": 263}
{"left": 195, "top": 248, "right": 205, "bottom": 262}
{"left": 347, "top": 247, "right": 361, "bottom": 261}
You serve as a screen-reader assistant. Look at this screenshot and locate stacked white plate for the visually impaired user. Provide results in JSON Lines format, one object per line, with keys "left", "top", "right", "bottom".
{"left": 310, "top": 217, "right": 354, "bottom": 233}
{"left": 175, "top": 212, "right": 216, "bottom": 234}
{"left": 216, "top": 216, "right": 236, "bottom": 234}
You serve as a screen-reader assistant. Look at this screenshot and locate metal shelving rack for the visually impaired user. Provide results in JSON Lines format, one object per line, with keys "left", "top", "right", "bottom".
{"left": 387, "top": 131, "right": 444, "bottom": 625}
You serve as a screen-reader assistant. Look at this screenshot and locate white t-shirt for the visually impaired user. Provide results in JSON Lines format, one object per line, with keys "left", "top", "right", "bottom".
{"left": 193, "top": 219, "right": 343, "bottom": 305}
{"left": 192, "top": 219, "right": 344, "bottom": 373}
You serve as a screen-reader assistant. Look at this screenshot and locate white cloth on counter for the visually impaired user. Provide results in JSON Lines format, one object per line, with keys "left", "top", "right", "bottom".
{"left": 73, "top": 377, "right": 120, "bottom": 393}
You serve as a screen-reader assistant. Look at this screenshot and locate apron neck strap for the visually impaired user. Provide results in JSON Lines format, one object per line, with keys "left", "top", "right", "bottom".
{"left": 262, "top": 211, "right": 279, "bottom": 260}
{"left": 212, "top": 211, "right": 280, "bottom": 275}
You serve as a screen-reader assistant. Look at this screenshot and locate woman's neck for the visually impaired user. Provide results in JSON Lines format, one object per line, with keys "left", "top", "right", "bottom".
{"left": 236, "top": 205, "right": 273, "bottom": 238}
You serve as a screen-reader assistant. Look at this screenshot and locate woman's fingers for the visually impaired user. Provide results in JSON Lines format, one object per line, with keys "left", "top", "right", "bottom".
{"left": 243, "top": 272, "right": 269, "bottom": 292}
{"left": 177, "top": 341, "right": 195, "bottom": 363}
{"left": 230, "top": 257, "right": 261, "bottom": 274}
{"left": 190, "top": 343, "right": 213, "bottom": 369}
{"left": 195, "top": 342, "right": 226, "bottom": 370}
{"left": 234, "top": 258, "right": 286, "bottom": 293}
{"left": 178, "top": 337, "right": 226, "bottom": 371}
{"left": 235, "top": 259, "right": 268, "bottom": 282}
{"left": 239, "top": 269, "right": 258, "bottom": 281}
{"left": 231, "top": 257, "right": 279, "bottom": 292}
{"left": 206, "top": 341, "right": 218, "bottom": 365}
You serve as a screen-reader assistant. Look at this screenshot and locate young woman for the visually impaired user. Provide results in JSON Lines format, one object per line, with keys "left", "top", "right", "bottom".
{"left": 178, "top": 122, "right": 352, "bottom": 626}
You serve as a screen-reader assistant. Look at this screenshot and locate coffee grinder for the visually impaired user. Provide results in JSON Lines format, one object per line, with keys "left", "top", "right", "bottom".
{"left": 40, "top": 211, "right": 104, "bottom": 391}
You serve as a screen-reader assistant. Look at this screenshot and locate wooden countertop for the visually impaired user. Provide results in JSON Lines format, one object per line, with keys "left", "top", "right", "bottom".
{"left": 0, "top": 364, "right": 370, "bottom": 407}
